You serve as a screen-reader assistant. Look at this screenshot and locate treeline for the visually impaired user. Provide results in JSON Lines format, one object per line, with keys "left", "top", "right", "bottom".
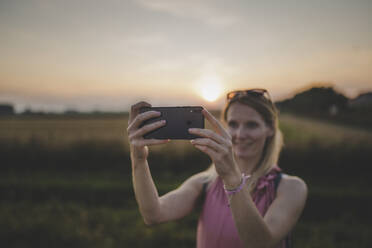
{"left": 0, "top": 103, "right": 130, "bottom": 117}
{"left": 276, "top": 86, "right": 372, "bottom": 129}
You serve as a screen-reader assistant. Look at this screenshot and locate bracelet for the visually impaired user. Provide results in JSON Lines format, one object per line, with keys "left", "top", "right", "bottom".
{"left": 224, "top": 173, "right": 251, "bottom": 196}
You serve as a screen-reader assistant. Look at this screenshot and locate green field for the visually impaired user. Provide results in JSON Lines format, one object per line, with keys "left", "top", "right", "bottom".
{"left": 1, "top": 113, "right": 371, "bottom": 247}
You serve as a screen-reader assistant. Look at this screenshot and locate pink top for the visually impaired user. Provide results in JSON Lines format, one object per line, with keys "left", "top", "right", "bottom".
{"left": 196, "top": 166, "right": 289, "bottom": 248}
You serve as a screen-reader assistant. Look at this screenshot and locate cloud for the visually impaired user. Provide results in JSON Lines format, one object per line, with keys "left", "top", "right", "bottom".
{"left": 134, "top": 0, "right": 240, "bottom": 28}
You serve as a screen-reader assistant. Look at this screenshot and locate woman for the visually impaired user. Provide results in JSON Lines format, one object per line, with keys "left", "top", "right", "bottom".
{"left": 127, "top": 89, "right": 307, "bottom": 248}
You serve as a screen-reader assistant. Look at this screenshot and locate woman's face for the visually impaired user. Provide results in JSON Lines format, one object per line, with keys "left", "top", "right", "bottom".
{"left": 226, "top": 102, "right": 274, "bottom": 160}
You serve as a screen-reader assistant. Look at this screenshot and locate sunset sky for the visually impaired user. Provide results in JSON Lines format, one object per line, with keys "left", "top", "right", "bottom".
{"left": 1, "top": 0, "right": 371, "bottom": 112}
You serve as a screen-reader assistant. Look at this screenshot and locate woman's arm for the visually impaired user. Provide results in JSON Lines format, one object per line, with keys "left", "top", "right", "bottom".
{"left": 226, "top": 174, "right": 307, "bottom": 248}
{"left": 132, "top": 157, "right": 208, "bottom": 225}
{"left": 128, "top": 101, "right": 207, "bottom": 225}
{"left": 263, "top": 175, "right": 307, "bottom": 245}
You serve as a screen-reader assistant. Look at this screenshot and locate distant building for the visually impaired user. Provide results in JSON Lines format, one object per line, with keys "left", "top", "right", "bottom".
{"left": 0, "top": 104, "right": 14, "bottom": 115}
{"left": 329, "top": 104, "right": 339, "bottom": 116}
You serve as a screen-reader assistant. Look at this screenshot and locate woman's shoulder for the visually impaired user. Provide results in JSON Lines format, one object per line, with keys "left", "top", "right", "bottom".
{"left": 185, "top": 168, "right": 219, "bottom": 195}
{"left": 184, "top": 171, "right": 214, "bottom": 191}
{"left": 277, "top": 174, "right": 308, "bottom": 199}
{"left": 189, "top": 171, "right": 210, "bottom": 183}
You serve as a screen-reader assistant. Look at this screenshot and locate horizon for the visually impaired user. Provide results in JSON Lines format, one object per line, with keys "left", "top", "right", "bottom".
{"left": 1, "top": 83, "right": 369, "bottom": 114}
{"left": 1, "top": 0, "right": 372, "bottom": 113}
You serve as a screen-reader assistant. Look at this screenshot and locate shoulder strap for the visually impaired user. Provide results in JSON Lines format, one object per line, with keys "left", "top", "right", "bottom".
{"left": 274, "top": 172, "right": 282, "bottom": 191}
{"left": 200, "top": 181, "right": 208, "bottom": 203}
{"left": 202, "top": 181, "right": 208, "bottom": 194}
{"left": 195, "top": 181, "right": 208, "bottom": 213}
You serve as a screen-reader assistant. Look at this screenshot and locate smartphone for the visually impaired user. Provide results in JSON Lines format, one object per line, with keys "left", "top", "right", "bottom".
{"left": 139, "top": 106, "right": 204, "bottom": 140}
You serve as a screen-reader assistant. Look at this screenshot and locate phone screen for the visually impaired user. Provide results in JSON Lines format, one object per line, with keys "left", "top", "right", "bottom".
{"left": 139, "top": 106, "right": 204, "bottom": 140}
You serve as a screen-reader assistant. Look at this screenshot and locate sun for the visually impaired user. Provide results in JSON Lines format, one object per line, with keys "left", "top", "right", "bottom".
{"left": 197, "top": 75, "right": 223, "bottom": 102}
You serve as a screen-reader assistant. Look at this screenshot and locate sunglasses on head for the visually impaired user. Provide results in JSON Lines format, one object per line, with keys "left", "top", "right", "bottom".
{"left": 226, "top": 88, "right": 272, "bottom": 101}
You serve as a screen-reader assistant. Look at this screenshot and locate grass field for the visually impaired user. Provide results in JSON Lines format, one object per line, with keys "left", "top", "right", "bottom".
{"left": 1, "top": 113, "right": 371, "bottom": 247}
{"left": 1, "top": 112, "right": 371, "bottom": 148}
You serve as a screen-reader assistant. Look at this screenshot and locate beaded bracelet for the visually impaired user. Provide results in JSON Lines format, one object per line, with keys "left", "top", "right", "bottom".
{"left": 224, "top": 173, "right": 251, "bottom": 205}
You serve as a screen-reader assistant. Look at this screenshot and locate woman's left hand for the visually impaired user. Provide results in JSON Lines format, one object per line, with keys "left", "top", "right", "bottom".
{"left": 189, "top": 109, "right": 241, "bottom": 186}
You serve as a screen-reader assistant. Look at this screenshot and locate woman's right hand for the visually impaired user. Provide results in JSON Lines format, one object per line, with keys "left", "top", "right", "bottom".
{"left": 127, "top": 101, "right": 169, "bottom": 161}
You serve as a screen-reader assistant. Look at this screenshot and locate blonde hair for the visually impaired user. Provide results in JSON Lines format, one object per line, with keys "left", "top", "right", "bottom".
{"left": 205, "top": 90, "right": 284, "bottom": 191}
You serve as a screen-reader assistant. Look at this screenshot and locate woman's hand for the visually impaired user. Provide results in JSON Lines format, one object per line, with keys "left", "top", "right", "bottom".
{"left": 189, "top": 109, "right": 241, "bottom": 187}
{"left": 127, "top": 101, "right": 169, "bottom": 161}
